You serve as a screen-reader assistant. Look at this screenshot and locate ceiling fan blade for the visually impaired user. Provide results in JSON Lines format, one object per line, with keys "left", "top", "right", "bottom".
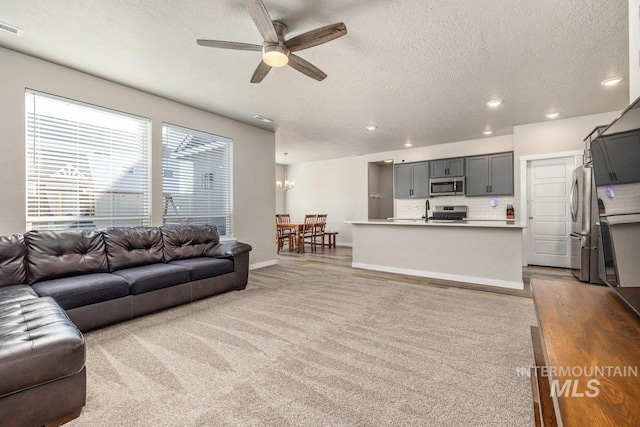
{"left": 251, "top": 60, "right": 272, "bottom": 83}
{"left": 288, "top": 54, "right": 327, "bottom": 81}
{"left": 244, "top": 0, "right": 278, "bottom": 43}
{"left": 196, "top": 39, "right": 262, "bottom": 51}
{"left": 285, "top": 22, "right": 347, "bottom": 52}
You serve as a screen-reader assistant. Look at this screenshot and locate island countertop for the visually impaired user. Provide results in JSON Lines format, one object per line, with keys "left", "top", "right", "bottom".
{"left": 346, "top": 219, "right": 526, "bottom": 229}
{"left": 348, "top": 219, "right": 525, "bottom": 289}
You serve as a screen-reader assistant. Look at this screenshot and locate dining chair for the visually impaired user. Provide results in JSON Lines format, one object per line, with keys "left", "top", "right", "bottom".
{"left": 301, "top": 214, "right": 317, "bottom": 252}
{"left": 312, "top": 214, "right": 327, "bottom": 250}
{"left": 276, "top": 214, "right": 293, "bottom": 253}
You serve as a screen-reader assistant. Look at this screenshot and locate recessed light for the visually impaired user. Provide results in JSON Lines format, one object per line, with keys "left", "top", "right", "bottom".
{"left": 601, "top": 77, "right": 623, "bottom": 86}
{"left": 384, "top": 159, "right": 393, "bottom": 163}
{"left": 404, "top": 142, "right": 412, "bottom": 147}
{"left": 487, "top": 99, "right": 502, "bottom": 107}
{"left": 483, "top": 130, "right": 493, "bottom": 135}
{"left": 253, "top": 115, "right": 273, "bottom": 123}
{"left": 365, "top": 125, "right": 377, "bottom": 131}
{"left": 545, "top": 112, "right": 560, "bottom": 119}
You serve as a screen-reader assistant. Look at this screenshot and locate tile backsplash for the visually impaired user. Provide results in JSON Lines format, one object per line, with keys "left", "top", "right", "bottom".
{"left": 597, "top": 182, "right": 640, "bottom": 216}
{"left": 395, "top": 195, "right": 515, "bottom": 220}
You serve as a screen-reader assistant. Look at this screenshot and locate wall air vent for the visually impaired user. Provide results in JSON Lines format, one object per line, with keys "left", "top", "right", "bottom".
{"left": 0, "top": 21, "right": 23, "bottom": 36}
{"left": 253, "top": 115, "right": 273, "bottom": 123}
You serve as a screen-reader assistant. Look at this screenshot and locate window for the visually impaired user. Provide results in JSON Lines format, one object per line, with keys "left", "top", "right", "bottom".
{"left": 162, "top": 123, "right": 233, "bottom": 238}
{"left": 25, "top": 90, "right": 150, "bottom": 231}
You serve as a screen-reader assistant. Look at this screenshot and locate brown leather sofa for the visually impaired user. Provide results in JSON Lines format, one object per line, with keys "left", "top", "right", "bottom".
{"left": 0, "top": 224, "right": 251, "bottom": 426}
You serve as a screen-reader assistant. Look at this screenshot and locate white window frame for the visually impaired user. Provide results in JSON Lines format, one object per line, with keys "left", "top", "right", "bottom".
{"left": 25, "top": 90, "right": 151, "bottom": 231}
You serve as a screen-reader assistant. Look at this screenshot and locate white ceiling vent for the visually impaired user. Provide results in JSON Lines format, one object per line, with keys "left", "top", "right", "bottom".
{"left": 253, "top": 115, "right": 273, "bottom": 123}
{"left": 0, "top": 21, "right": 24, "bottom": 36}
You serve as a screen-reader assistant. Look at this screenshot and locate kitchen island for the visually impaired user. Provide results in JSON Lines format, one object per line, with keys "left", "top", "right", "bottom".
{"left": 347, "top": 219, "right": 526, "bottom": 290}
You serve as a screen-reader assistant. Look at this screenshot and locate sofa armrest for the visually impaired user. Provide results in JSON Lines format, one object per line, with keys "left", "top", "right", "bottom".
{"left": 207, "top": 241, "right": 252, "bottom": 259}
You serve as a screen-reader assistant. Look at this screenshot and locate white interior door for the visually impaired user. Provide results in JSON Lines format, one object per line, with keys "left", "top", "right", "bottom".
{"left": 526, "top": 156, "right": 577, "bottom": 267}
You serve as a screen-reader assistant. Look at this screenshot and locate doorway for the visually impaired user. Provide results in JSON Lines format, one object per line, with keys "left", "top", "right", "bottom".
{"left": 525, "top": 155, "right": 579, "bottom": 267}
{"left": 368, "top": 162, "right": 394, "bottom": 220}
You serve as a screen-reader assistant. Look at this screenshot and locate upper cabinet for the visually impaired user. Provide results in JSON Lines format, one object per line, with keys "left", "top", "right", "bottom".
{"left": 465, "top": 152, "right": 514, "bottom": 196}
{"left": 394, "top": 161, "right": 429, "bottom": 198}
{"left": 591, "top": 131, "right": 640, "bottom": 186}
{"left": 430, "top": 158, "right": 464, "bottom": 178}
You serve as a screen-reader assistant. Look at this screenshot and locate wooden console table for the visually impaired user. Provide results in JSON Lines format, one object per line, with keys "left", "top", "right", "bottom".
{"left": 530, "top": 279, "right": 640, "bottom": 426}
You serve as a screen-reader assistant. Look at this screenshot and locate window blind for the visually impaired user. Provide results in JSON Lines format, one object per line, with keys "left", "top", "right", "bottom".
{"left": 162, "top": 123, "right": 233, "bottom": 238}
{"left": 25, "top": 90, "right": 150, "bottom": 231}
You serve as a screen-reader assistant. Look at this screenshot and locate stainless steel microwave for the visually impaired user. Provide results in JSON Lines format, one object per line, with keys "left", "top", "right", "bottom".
{"left": 429, "top": 177, "right": 465, "bottom": 196}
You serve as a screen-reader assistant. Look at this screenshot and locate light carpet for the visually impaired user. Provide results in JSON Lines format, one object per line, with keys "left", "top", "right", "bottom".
{"left": 67, "top": 264, "right": 536, "bottom": 426}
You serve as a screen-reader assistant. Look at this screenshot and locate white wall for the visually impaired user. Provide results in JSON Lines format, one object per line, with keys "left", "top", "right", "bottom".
{"left": 631, "top": 0, "right": 640, "bottom": 101}
{"left": 285, "top": 135, "right": 513, "bottom": 244}
{"left": 0, "top": 47, "right": 276, "bottom": 266}
{"left": 275, "top": 164, "right": 286, "bottom": 214}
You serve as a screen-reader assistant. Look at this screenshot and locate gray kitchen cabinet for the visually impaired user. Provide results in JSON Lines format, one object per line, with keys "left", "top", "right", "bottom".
{"left": 465, "top": 152, "right": 513, "bottom": 195}
{"left": 394, "top": 161, "right": 429, "bottom": 198}
{"left": 430, "top": 157, "right": 464, "bottom": 178}
{"left": 591, "top": 132, "right": 640, "bottom": 186}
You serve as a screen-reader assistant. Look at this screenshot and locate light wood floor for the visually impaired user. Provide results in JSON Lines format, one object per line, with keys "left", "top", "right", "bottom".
{"left": 276, "top": 245, "right": 582, "bottom": 298}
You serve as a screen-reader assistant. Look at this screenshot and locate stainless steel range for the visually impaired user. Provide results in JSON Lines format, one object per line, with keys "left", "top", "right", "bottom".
{"left": 431, "top": 206, "right": 467, "bottom": 221}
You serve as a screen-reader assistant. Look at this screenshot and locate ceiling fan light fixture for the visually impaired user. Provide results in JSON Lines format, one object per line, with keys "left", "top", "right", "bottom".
{"left": 263, "top": 45, "right": 289, "bottom": 67}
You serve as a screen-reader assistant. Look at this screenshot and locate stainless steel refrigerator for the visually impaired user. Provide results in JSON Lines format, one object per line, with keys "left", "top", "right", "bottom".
{"left": 569, "top": 165, "right": 601, "bottom": 283}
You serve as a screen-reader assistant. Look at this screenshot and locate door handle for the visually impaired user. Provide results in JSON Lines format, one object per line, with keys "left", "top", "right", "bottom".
{"left": 529, "top": 216, "right": 533, "bottom": 220}
{"left": 569, "top": 178, "right": 577, "bottom": 222}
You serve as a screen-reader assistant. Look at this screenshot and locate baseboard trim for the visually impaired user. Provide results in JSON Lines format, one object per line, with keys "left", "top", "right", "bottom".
{"left": 250, "top": 260, "right": 278, "bottom": 270}
{"left": 351, "top": 262, "right": 524, "bottom": 290}
{"left": 336, "top": 242, "right": 352, "bottom": 248}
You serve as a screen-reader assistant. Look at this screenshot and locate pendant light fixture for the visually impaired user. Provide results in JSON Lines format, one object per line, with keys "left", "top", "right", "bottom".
{"left": 276, "top": 153, "right": 295, "bottom": 191}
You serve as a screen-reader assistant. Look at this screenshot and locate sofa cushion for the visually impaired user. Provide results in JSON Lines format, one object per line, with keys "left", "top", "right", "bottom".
{"left": 30, "top": 273, "right": 130, "bottom": 310}
{"left": 113, "top": 264, "right": 190, "bottom": 295}
{"left": 0, "top": 285, "right": 38, "bottom": 305}
{"left": 0, "top": 234, "right": 27, "bottom": 287}
{"left": 103, "top": 227, "right": 164, "bottom": 272}
{"left": 160, "top": 225, "right": 220, "bottom": 262}
{"left": 0, "top": 297, "right": 85, "bottom": 398}
{"left": 24, "top": 230, "right": 108, "bottom": 285}
{"left": 168, "top": 257, "right": 234, "bottom": 281}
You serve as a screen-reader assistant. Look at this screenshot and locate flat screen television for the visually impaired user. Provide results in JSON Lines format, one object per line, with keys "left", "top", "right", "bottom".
{"left": 591, "top": 95, "right": 640, "bottom": 317}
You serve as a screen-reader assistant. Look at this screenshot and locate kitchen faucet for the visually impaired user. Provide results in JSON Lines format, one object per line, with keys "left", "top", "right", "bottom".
{"left": 424, "top": 199, "right": 430, "bottom": 222}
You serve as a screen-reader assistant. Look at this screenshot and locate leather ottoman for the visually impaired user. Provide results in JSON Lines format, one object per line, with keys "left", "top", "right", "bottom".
{"left": 0, "top": 297, "right": 86, "bottom": 427}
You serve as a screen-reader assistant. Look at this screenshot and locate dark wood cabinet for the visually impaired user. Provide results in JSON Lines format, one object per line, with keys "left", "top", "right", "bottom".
{"left": 530, "top": 279, "right": 640, "bottom": 427}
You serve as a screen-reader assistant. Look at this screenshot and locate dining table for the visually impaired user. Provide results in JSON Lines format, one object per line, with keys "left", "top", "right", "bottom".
{"left": 276, "top": 222, "right": 305, "bottom": 252}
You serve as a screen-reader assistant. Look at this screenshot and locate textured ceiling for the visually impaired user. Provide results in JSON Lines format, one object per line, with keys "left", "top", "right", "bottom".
{"left": 0, "top": 0, "right": 630, "bottom": 164}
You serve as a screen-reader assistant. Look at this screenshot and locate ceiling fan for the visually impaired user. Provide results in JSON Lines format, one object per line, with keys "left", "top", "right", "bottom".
{"left": 196, "top": 0, "right": 347, "bottom": 83}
